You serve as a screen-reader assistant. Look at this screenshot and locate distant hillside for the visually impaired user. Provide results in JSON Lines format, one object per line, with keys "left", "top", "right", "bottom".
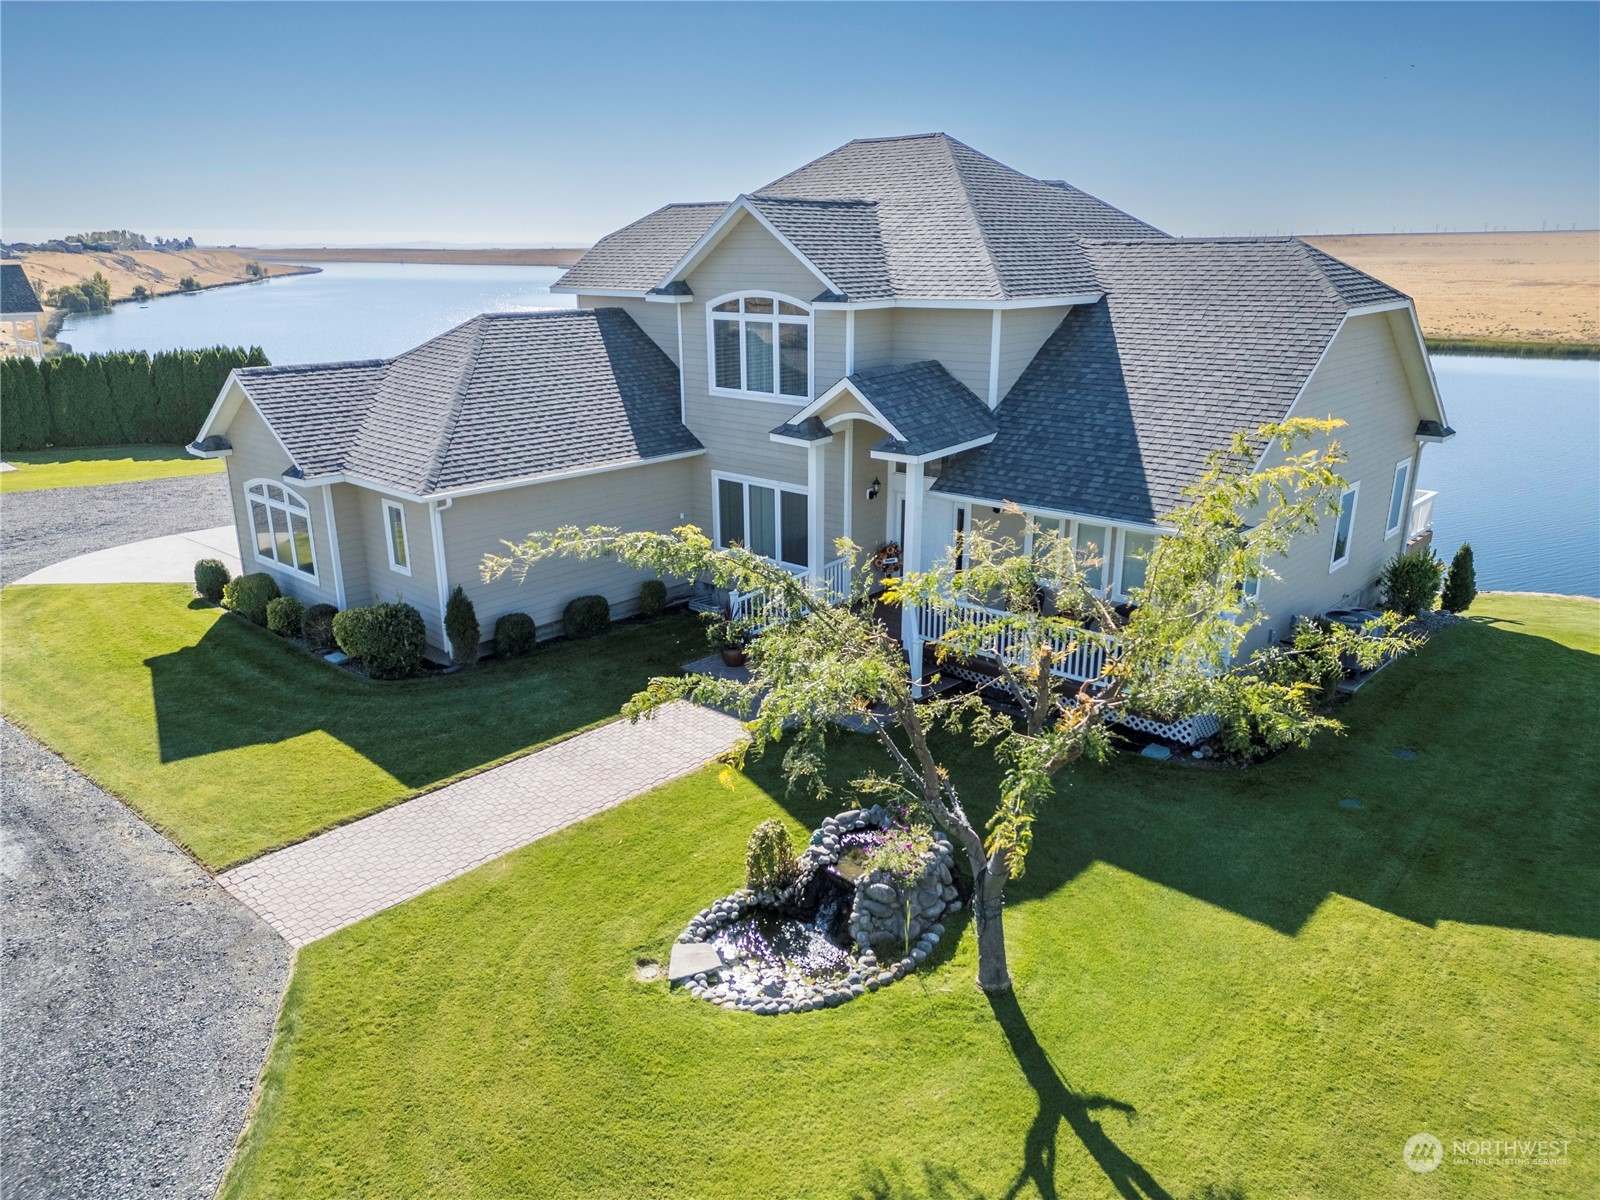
{"left": 247, "top": 247, "right": 585, "bottom": 267}
{"left": 14, "top": 248, "right": 312, "bottom": 307}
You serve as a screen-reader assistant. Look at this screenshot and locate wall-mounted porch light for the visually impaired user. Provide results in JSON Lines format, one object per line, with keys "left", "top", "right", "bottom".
{"left": 866, "top": 477, "right": 881, "bottom": 501}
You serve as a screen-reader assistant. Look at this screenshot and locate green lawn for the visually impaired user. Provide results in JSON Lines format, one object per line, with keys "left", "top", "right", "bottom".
{"left": 0, "top": 584, "right": 705, "bottom": 869}
{"left": 0, "top": 443, "right": 224, "bottom": 493}
{"left": 219, "top": 594, "right": 1598, "bottom": 1200}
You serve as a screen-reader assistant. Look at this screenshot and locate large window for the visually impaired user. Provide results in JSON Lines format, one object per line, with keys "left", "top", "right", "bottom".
{"left": 1330, "top": 483, "right": 1360, "bottom": 571}
{"left": 1117, "top": 531, "right": 1157, "bottom": 598}
{"left": 1073, "top": 522, "right": 1109, "bottom": 592}
{"left": 715, "top": 474, "right": 809, "bottom": 568}
{"left": 245, "top": 479, "right": 316, "bottom": 578}
{"left": 1386, "top": 458, "right": 1412, "bottom": 539}
{"left": 383, "top": 500, "right": 411, "bottom": 575}
{"left": 709, "top": 294, "right": 810, "bottom": 400}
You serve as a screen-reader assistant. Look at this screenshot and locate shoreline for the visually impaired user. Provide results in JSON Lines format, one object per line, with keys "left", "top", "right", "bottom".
{"left": 1426, "top": 338, "right": 1599, "bottom": 360}
{"left": 244, "top": 246, "right": 584, "bottom": 267}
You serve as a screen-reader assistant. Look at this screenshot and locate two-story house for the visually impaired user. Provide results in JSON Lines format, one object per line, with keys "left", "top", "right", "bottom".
{"left": 191, "top": 133, "right": 1452, "bottom": 678}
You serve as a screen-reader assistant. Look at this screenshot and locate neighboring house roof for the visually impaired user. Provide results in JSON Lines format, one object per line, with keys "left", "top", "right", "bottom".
{"left": 231, "top": 309, "right": 701, "bottom": 496}
{"left": 558, "top": 133, "right": 1165, "bottom": 300}
{"left": 935, "top": 237, "right": 1410, "bottom": 525}
{"left": 1, "top": 263, "right": 43, "bottom": 314}
{"left": 554, "top": 203, "right": 727, "bottom": 292}
{"left": 844, "top": 361, "right": 997, "bottom": 456}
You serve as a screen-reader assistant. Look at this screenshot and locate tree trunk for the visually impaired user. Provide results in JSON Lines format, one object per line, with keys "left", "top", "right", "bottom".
{"left": 969, "top": 857, "right": 1013, "bottom": 993}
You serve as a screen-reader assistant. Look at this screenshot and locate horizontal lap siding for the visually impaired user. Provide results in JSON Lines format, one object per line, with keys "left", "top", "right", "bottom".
{"left": 440, "top": 460, "right": 696, "bottom": 643}
{"left": 852, "top": 309, "right": 893, "bottom": 372}
{"left": 889, "top": 309, "right": 992, "bottom": 400}
{"left": 353, "top": 492, "right": 446, "bottom": 652}
{"left": 575, "top": 295, "right": 680, "bottom": 364}
{"left": 220, "top": 392, "right": 340, "bottom": 609}
{"left": 1244, "top": 313, "right": 1427, "bottom": 654}
{"left": 327, "top": 483, "right": 371, "bottom": 606}
{"left": 997, "top": 307, "right": 1072, "bottom": 401}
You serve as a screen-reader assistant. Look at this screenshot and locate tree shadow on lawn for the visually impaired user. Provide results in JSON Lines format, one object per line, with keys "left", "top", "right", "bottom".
{"left": 750, "top": 618, "right": 1599, "bottom": 944}
{"left": 143, "top": 607, "right": 703, "bottom": 787}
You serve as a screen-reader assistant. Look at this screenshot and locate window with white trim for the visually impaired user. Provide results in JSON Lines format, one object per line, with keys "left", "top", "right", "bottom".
{"left": 1072, "top": 522, "right": 1109, "bottom": 592}
{"left": 245, "top": 480, "right": 316, "bottom": 577}
{"left": 1117, "top": 531, "right": 1157, "bottom": 599}
{"left": 709, "top": 294, "right": 810, "bottom": 400}
{"left": 383, "top": 500, "right": 410, "bottom": 575}
{"left": 715, "top": 474, "right": 809, "bottom": 568}
{"left": 1385, "top": 458, "right": 1412, "bottom": 539}
{"left": 1329, "top": 483, "right": 1359, "bottom": 571}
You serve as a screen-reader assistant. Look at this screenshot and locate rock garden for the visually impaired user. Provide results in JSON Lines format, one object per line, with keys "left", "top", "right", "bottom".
{"left": 667, "top": 806, "right": 964, "bottom": 1013}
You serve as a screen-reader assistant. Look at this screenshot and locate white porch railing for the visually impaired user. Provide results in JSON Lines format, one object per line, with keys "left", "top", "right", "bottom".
{"left": 915, "top": 594, "right": 1122, "bottom": 683}
{"left": 728, "top": 555, "right": 856, "bottom": 631}
{"left": 1410, "top": 489, "right": 1437, "bottom": 537}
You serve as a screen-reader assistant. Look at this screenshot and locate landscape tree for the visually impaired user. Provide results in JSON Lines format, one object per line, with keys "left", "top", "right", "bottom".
{"left": 1441, "top": 542, "right": 1477, "bottom": 613}
{"left": 105, "top": 350, "right": 155, "bottom": 443}
{"left": 484, "top": 419, "right": 1413, "bottom": 992}
{"left": 0, "top": 357, "right": 50, "bottom": 451}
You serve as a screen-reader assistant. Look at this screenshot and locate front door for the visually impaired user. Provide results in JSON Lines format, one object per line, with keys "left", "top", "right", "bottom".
{"left": 889, "top": 473, "right": 961, "bottom": 572}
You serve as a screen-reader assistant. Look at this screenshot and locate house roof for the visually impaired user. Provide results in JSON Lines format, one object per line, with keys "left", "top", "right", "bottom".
{"left": 934, "top": 237, "right": 1410, "bottom": 524}
{"left": 231, "top": 309, "right": 701, "bottom": 496}
{"left": 845, "top": 360, "right": 997, "bottom": 456}
{"left": 554, "top": 203, "right": 727, "bottom": 292}
{"left": 557, "top": 133, "right": 1165, "bottom": 301}
{"left": 1, "top": 263, "right": 43, "bottom": 314}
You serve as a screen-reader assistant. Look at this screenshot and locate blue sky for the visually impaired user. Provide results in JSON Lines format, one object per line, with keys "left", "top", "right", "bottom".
{"left": 3, "top": 2, "right": 1595, "bottom": 245}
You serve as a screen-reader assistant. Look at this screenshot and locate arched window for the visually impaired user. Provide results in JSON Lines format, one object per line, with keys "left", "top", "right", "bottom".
{"left": 709, "top": 293, "right": 810, "bottom": 400}
{"left": 245, "top": 479, "right": 317, "bottom": 577}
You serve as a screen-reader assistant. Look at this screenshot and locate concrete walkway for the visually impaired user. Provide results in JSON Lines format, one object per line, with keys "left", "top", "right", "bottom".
{"left": 219, "top": 701, "right": 746, "bottom": 947}
{"left": 11, "top": 524, "right": 240, "bottom": 586}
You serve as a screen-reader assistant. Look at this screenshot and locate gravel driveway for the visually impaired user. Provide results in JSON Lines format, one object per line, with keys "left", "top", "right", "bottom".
{"left": 0, "top": 722, "right": 290, "bottom": 1200}
{"left": 0, "top": 474, "right": 231, "bottom": 586}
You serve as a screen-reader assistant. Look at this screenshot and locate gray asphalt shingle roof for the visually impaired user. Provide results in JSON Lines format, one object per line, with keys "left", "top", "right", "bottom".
{"left": 934, "top": 237, "right": 1409, "bottom": 524}
{"left": 845, "top": 360, "right": 997, "bottom": 456}
{"left": 234, "top": 309, "right": 700, "bottom": 496}
{"left": 1, "top": 263, "right": 43, "bottom": 314}
{"left": 554, "top": 203, "right": 727, "bottom": 292}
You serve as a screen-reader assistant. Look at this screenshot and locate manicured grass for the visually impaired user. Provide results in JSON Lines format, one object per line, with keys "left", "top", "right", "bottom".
{"left": 0, "top": 443, "right": 223, "bottom": 493}
{"left": 0, "top": 584, "right": 705, "bottom": 869}
{"left": 222, "top": 594, "right": 1599, "bottom": 1199}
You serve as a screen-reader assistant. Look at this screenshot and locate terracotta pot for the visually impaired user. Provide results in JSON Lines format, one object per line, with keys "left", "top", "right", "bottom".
{"left": 721, "top": 647, "right": 748, "bottom": 668}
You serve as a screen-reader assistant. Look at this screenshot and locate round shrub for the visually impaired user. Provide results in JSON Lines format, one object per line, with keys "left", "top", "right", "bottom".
{"left": 444, "top": 585, "right": 480, "bottom": 665}
{"left": 563, "top": 594, "right": 611, "bottom": 639}
{"left": 361, "top": 601, "right": 427, "bottom": 680}
{"left": 194, "top": 558, "right": 230, "bottom": 603}
{"left": 495, "top": 612, "right": 536, "bottom": 659}
{"left": 221, "top": 571, "right": 280, "bottom": 626}
{"left": 332, "top": 606, "right": 374, "bottom": 658}
{"left": 746, "top": 819, "right": 799, "bottom": 893}
{"left": 1379, "top": 548, "right": 1444, "bottom": 618}
{"left": 1441, "top": 542, "right": 1477, "bottom": 613}
{"left": 637, "top": 579, "right": 668, "bottom": 619}
{"left": 265, "top": 595, "right": 305, "bottom": 638}
{"left": 303, "top": 603, "right": 339, "bottom": 653}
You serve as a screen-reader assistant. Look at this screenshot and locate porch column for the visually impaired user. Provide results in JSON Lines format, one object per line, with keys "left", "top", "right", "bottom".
{"left": 901, "top": 466, "right": 925, "bottom": 694}
{"left": 807, "top": 439, "right": 825, "bottom": 584}
{"left": 842, "top": 423, "right": 855, "bottom": 545}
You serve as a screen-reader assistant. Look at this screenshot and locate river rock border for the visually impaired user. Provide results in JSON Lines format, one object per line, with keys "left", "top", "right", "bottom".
{"left": 672, "top": 806, "right": 962, "bottom": 1015}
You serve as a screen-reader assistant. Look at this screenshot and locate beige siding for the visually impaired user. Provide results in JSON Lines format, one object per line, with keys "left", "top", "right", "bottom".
{"left": 327, "top": 483, "right": 371, "bottom": 607}
{"left": 439, "top": 458, "right": 696, "bottom": 645}
{"left": 889, "top": 308, "right": 993, "bottom": 400}
{"left": 851, "top": 308, "right": 894, "bottom": 372}
{"left": 996, "top": 306, "right": 1072, "bottom": 401}
{"left": 1244, "top": 313, "right": 1428, "bottom": 654}
{"left": 351, "top": 491, "right": 447, "bottom": 652}
{"left": 218, "top": 391, "right": 340, "bottom": 610}
{"left": 575, "top": 294, "right": 681, "bottom": 363}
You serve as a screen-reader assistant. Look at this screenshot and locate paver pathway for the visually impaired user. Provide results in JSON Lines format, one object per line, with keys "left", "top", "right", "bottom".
{"left": 219, "top": 701, "right": 746, "bottom": 946}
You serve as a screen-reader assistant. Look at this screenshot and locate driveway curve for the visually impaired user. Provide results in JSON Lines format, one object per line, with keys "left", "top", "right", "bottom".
{"left": 0, "top": 721, "right": 290, "bottom": 1200}
{"left": 0, "top": 473, "right": 231, "bottom": 587}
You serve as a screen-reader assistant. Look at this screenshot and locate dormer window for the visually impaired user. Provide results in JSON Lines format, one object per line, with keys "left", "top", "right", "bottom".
{"left": 709, "top": 293, "right": 810, "bottom": 401}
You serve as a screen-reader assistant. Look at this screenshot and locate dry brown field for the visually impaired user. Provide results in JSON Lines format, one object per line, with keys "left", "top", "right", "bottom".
{"left": 247, "top": 246, "right": 584, "bottom": 267}
{"left": 1303, "top": 231, "right": 1598, "bottom": 346}
{"left": 13, "top": 247, "right": 313, "bottom": 306}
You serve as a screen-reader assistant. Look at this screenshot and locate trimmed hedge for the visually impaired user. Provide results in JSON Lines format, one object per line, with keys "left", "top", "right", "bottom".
{"left": 444, "top": 585, "right": 480, "bottom": 665}
{"left": 1380, "top": 548, "right": 1444, "bottom": 618}
{"left": 266, "top": 596, "right": 305, "bottom": 638}
{"left": 494, "top": 612, "right": 536, "bottom": 659}
{"left": 303, "top": 603, "right": 339, "bottom": 653}
{"left": 221, "top": 572, "right": 279, "bottom": 626}
{"left": 638, "top": 579, "right": 668, "bottom": 619}
{"left": 1441, "top": 542, "right": 1477, "bottom": 613}
{"left": 563, "top": 594, "right": 611, "bottom": 639}
{"left": 194, "top": 558, "right": 230, "bottom": 603}
{"left": 0, "top": 345, "right": 269, "bottom": 451}
{"left": 361, "top": 602, "right": 427, "bottom": 680}
{"left": 332, "top": 607, "right": 373, "bottom": 658}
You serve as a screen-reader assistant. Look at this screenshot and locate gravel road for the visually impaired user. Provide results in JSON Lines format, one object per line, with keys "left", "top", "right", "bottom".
{"left": 0, "top": 722, "right": 290, "bottom": 1200}
{"left": 0, "top": 474, "right": 230, "bottom": 586}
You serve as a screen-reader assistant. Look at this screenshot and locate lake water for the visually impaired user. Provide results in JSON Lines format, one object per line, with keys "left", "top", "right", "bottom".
{"left": 54, "top": 263, "right": 1600, "bottom": 597}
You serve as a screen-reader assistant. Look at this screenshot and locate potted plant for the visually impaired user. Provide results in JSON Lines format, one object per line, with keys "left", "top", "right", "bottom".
{"left": 706, "top": 613, "right": 748, "bottom": 668}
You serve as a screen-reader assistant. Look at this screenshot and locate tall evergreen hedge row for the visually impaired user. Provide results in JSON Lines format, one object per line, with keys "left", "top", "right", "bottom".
{"left": 0, "top": 345, "right": 268, "bottom": 451}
